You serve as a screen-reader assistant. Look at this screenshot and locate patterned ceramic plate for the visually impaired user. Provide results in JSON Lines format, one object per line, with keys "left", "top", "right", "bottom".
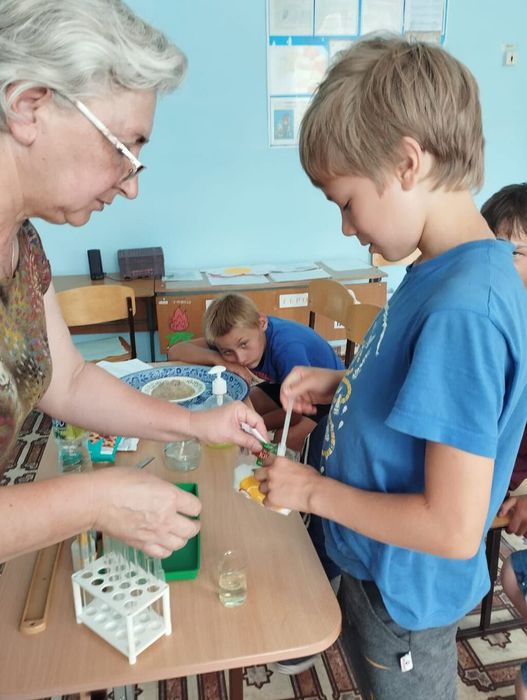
{"left": 141, "top": 376, "right": 206, "bottom": 403}
{"left": 121, "top": 365, "right": 249, "bottom": 408}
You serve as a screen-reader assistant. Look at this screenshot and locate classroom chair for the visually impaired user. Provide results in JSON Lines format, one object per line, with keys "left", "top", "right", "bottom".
{"left": 308, "top": 278, "right": 381, "bottom": 364}
{"left": 56, "top": 284, "right": 137, "bottom": 362}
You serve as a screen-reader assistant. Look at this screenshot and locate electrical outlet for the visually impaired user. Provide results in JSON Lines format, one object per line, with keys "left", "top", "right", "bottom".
{"left": 279, "top": 293, "right": 309, "bottom": 308}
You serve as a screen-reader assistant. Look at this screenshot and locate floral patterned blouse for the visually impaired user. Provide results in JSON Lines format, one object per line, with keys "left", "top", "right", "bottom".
{"left": 0, "top": 221, "right": 52, "bottom": 472}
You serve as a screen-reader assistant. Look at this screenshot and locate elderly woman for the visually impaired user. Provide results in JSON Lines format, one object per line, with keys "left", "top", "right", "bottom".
{"left": 0, "top": 0, "right": 266, "bottom": 563}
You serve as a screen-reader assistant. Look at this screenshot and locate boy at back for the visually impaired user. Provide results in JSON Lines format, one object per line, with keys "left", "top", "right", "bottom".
{"left": 482, "top": 183, "right": 527, "bottom": 289}
{"left": 481, "top": 184, "right": 527, "bottom": 536}
{"left": 256, "top": 37, "right": 527, "bottom": 697}
{"left": 481, "top": 183, "right": 527, "bottom": 700}
{"left": 168, "top": 292, "right": 343, "bottom": 451}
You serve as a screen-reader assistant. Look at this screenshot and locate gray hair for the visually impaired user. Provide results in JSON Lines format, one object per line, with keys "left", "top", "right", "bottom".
{"left": 0, "top": 0, "right": 187, "bottom": 129}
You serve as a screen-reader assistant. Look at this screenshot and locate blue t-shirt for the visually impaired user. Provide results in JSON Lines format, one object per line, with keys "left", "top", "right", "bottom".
{"left": 323, "top": 240, "right": 527, "bottom": 630}
{"left": 253, "top": 316, "right": 343, "bottom": 383}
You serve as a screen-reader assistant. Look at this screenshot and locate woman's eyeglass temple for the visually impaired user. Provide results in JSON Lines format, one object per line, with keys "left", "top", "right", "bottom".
{"left": 57, "top": 92, "right": 145, "bottom": 182}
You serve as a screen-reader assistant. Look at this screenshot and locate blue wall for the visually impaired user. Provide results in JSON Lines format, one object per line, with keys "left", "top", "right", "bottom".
{"left": 39, "top": 1, "right": 527, "bottom": 286}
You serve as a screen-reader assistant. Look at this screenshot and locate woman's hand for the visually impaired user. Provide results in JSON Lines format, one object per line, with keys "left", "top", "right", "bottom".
{"left": 255, "top": 454, "right": 322, "bottom": 514}
{"left": 91, "top": 468, "right": 201, "bottom": 558}
{"left": 189, "top": 400, "right": 268, "bottom": 452}
{"left": 280, "top": 366, "right": 344, "bottom": 415}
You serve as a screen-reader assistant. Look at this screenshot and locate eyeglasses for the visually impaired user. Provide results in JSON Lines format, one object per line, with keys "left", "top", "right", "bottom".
{"left": 60, "top": 94, "right": 145, "bottom": 182}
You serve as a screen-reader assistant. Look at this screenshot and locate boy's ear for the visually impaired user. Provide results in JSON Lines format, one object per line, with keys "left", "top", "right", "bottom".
{"left": 6, "top": 85, "right": 54, "bottom": 146}
{"left": 396, "top": 137, "right": 425, "bottom": 191}
{"left": 258, "top": 314, "right": 268, "bottom": 331}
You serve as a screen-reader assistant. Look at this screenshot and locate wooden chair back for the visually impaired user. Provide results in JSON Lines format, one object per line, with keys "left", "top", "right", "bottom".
{"left": 344, "top": 302, "right": 382, "bottom": 352}
{"left": 308, "top": 279, "right": 381, "bottom": 365}
{"left": 57, "top": 285, "right": 137, "bottom": 360}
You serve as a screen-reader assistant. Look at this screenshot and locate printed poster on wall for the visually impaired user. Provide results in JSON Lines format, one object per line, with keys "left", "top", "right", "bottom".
{"left": 267, "top": 0, "right": 448, "bottom": 147}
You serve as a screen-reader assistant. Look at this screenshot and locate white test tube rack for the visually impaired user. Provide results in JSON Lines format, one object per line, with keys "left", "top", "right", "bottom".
{"left": 71, "top": 553, "right": 171, "bottom": 664}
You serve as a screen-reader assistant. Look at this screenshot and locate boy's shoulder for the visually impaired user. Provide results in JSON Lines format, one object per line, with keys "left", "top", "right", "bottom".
{"left": 399, "top": 240, "right": 527, "bottom": 357}
{"left": 411, "top": 239, "right": 522, "bottom": 311}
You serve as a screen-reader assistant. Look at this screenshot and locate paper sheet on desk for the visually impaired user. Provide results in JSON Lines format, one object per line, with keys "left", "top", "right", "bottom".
{"left": 96, "top": 359, "right": 152, "bottom": 378}
{"left": 268, "top": 268, "right": 330, "bottom": 283}
{"left": 163, "top": 269, "right": 203, "bottom": 282}
{"left": 206, "top": 273, "right": 269, "bottom": 286}
{"left": 320, "top": 257, "right": 371, "bottom": 272}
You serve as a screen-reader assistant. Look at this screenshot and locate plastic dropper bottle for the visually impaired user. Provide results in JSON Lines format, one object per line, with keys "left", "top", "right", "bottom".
{"left": 201, "top": 366, "right": 234, "bottom": 448}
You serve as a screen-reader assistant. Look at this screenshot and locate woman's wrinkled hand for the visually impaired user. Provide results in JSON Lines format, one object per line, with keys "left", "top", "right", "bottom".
{"left": 91, "top": 467, "right": 201, "bottom": 558}
{"left": 189, "top": 400, "right": 268, "bottom": 452}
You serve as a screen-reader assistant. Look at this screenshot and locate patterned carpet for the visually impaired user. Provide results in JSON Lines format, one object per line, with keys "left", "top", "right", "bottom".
{"left": 3, "top": 411, "right": 527, "bottom": 700}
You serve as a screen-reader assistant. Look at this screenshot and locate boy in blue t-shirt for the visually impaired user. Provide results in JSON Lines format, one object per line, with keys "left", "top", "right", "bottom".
{"left": 256, "top": 37, "right": 527, "bottom": 697}
{"left": 168, "top": 292, "right": 343, "bottom": 451}
{"left": 481, "top": 182, "right": 527, "bottom": 700}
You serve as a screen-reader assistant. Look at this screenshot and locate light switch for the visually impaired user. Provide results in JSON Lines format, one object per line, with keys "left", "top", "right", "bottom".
{"left": 504, "top": 44, "right": 518, "bottom": 66}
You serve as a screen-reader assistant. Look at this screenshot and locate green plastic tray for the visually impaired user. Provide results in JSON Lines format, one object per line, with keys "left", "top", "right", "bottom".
{"left": 161, "top": 482, "right": 200, "bottom": 581}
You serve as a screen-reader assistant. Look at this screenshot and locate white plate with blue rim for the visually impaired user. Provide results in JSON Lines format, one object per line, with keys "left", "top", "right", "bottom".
{"left": 121, "top": 365, "right": 249, "bottom": 408}
{"left": 141, "top": 376, "right": 206, "bottom": 403}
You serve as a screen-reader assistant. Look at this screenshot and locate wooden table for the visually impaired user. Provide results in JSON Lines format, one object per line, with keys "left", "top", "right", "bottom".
{"left": 0, "top": 438, "right": 341, "bottom": 699}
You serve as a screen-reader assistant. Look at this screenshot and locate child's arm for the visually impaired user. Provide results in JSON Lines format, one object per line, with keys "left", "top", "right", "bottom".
{"left": 280, "top": 366, "right": 346, "bottom": 414}
{"left": 167, "top": 337, "right": 254, "bottom": 383}
{"left": 499, "top": 495, "right": 527, "bottom": 536}
{"left": 258, "top": 440, "right": 493, "bottom": 559}
{"left": 167, "top": 337, "right": 223, "bottom": 364}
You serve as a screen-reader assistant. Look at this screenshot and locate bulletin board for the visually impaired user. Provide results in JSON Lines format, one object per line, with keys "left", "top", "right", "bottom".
{"left": 267, "top": 0, "right": 448, "bottom": 147}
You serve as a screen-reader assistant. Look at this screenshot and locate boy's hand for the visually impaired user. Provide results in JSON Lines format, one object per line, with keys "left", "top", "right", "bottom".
{"left": 255, "top": 454, "right": 321, "bottom": 513}
{"left": 280, "top": 366, "right": 343, "bottom": 415}
{"left": 499, "top": 495, "right": 527, "bottom": 537}
{"left": 189, "top": 400, "right": 268, "bottom": 452}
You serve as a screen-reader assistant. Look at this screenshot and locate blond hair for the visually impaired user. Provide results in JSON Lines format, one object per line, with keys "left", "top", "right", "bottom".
{"left": 300, "top": 35, "right": 483, "bottom": 192}
{"left": 204, "top": 293, "right": 260, "bottom": 344}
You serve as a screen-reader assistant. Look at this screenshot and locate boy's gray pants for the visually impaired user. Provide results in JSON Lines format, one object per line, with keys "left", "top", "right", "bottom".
{"left": 338, "top": 573, "right": 459, "bottom": 699}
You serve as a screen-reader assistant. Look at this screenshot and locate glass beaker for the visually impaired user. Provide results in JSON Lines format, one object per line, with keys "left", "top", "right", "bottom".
{"left": 52, "top": 419, "right": 92, "bottom": 474}
{"left": 217, "top": 549, "right": 247, "bottom": 607}
{"left": 164, "top": 439, "right": 202, "bottom": 471}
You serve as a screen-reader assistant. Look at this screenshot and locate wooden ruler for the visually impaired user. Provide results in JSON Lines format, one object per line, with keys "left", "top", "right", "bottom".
{"left": 19, "top": 541, "right": 63, "bottom": 635}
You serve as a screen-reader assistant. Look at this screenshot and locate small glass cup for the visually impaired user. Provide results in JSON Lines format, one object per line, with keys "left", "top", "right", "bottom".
{"left": 164, "top": 439, "right": 202, "bottom": 471}
{"left": 52, "top": 419, "right": 92, "bottom": 474}
{"left": 217, "top": 549, "right": 247, "bottom": 607}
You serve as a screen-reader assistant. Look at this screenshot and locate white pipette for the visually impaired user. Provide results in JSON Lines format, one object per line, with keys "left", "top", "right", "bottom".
{"left": 240, "top": 422, "right": 268, "bottom": 446}
{"left": 277, "top": 399, "right": 293, "bottom": 457}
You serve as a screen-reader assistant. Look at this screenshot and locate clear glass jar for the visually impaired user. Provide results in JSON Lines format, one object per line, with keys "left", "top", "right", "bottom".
{"left": 52, "top": 419, "right": 92, "bottom": 474}
{"left": 217, "top": 549, "right": 247, "bottom": 607}
{"left": 164, "top": 438, "right": 202, "bottom": 471}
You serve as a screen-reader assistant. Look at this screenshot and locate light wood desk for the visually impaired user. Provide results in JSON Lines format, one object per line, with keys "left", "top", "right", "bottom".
{"left": 155, "top": 262, "right": 387, "bottom": 356}
{"left": 0, "top": 438, "right": 341, "bottom": 699}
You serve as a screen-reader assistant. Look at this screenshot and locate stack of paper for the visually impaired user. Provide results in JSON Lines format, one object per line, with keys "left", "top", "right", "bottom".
{"left": 202, "top": 262, "right": 331, "bottom": 285}
{"left": 162, "top": 269, "right": 203, "bottom": 282}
